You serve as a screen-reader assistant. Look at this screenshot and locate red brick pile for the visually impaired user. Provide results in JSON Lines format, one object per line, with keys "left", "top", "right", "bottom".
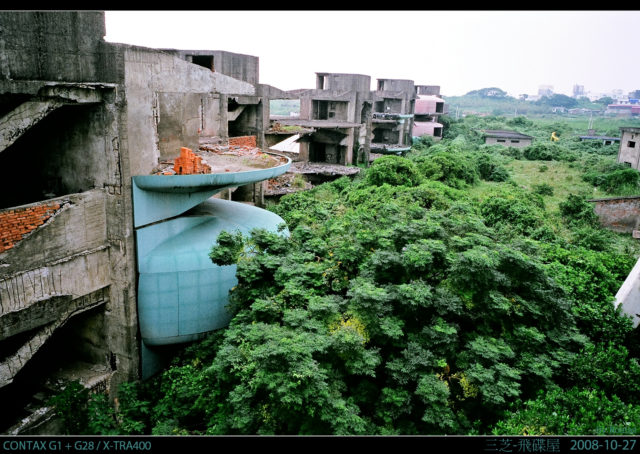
{"left": 0, "top": 202, "right": 62, "bottom": 252}
{"left": 173, "top": 147, "right": 212, "bottom": 175}
{"left": 228, "top": 136, "right": 257, "bottom": 148}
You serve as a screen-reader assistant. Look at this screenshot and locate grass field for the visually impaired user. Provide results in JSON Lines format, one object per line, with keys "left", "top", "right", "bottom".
{"left": 467, "top": 156, "right": 640, "bottom": 255}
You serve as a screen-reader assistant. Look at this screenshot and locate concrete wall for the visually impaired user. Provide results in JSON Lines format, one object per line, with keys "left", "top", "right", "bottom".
{"left": 121, "top": 45, "right": 255, "bottom": 175}
{"left": 617, "top": 128, "right": 640, "bottom": 169}
{"left": 591, "top": 196, "right": 640, "bottom": 233}
{"left": 416, "top": 85, "right": 440, "bottom": 96}
{"left": 0, "top": 191, "right": 113, "bottom": 387}
{"left": 318, "top": 73, "right": 371, "bottom": 93}
{"left": 162, "top": 49, "right": 259, "bottom": 85}
{"left": 485, "top": 137, "right": 532, "bottom": 148}
{"left": 0, "top": 13, "right": 140, "bottom": 430}
{"left": 377, "top": 79, "right": 414, "bottom": 94}
{"left": 0, "top": 11, "right": 117, "bottom": 83}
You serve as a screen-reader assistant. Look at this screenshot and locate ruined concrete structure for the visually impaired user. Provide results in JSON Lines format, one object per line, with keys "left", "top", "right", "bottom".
{"left": 617, "top": 127, "right": 640, "bottom": 169}
{"left": 0, "top": 11, "right": 289, "bottom": 434}
{"left": 0, "top": 10, "right": 447, "bottom": 433}
{"left": 413, "top": 85, "right": 445, "bottom": 141}
{"left": 268, "top": 74, "right": 436, "bottom": 169}
{"left": 273, "top": 73, "right": 374, "bottom": 166}
{"left": 371, "top": 79, "right": 416, "bottom": 154}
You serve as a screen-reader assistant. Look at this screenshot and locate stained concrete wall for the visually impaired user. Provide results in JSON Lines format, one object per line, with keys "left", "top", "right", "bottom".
{"left": 617, "top": 128, "right": 640, "bottom": 169}
{"left": 121, "top": 44, "right": 255, "bottom": 175}
{"left": 162, "top": 49, "right": 259, "bottom": 86}
{"left": 591, "top": 196, "right": 640, "bottom": 233}
{"left": 0, "top": 12, "right": 140, "bottom": 428}
{"left": 416, "top": 85, "right": 440, "bottom": 96}
{"left": 0, "top": 11, "right": 117, "bottom": 83}
{"left": 485, "top": 137, "right": 532, "bottom": 148}
{"left": 0, "top": 191, "right": 114, "bottom": 388}
{"left": 317, "top": 73, "right": 371, "bottom": 93}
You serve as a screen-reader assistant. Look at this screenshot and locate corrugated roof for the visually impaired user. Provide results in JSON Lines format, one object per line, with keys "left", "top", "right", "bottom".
{"left": 579, "top": 136, "right": 620, "bottom": 141}
{"left": 483, "top": 130, "right": 534, "bottom": 140}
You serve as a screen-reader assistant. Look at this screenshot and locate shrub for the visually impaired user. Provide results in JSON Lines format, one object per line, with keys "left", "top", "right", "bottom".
{"left": 493, "top": 387, "right": 640, "bottom": 435}
{"left": 476, "top": 153, "right": 510, "bottom": 182}
{"left": 411, "top": 152, "right": 479, "bottom": 188}
{"left": 533, "top": 183, "right": 554, "bottom": 196}
{"left": 366, "top": 155, "right": 423, "bottom": 187}
{"left": 523, "top": 142, "right": 564, "bottom": 161}
{"left": 558, "top": 194, "right": 598, "bottom": 226}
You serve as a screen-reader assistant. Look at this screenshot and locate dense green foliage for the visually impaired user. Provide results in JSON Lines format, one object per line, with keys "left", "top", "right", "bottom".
{"left": 49, "top": 114, "right": 640, "bottom": 435}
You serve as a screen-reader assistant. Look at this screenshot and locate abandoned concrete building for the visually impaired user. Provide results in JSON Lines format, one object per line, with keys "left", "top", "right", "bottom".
{"left": 371, "top": 79, "right": 416, "bottom": 154}
{"left": 272, "top": 73, "right": 373, "bottom": 167}
{"left": 617, "top": 127, "right": 640, "bottom": 169}
{"left": 579, "top": 134, "right": 620, "bottom": 146}
{"left": 482, "top": 129, "right": 534, "bottom": 148}
{"left": 0, "top": 10, "right": 449, "bottom": 434}
{"left": 0, "top": 10, "right": 291, "bottom": 434}
{"left": 413, "top": 85, "right": 445, "bottom": 141}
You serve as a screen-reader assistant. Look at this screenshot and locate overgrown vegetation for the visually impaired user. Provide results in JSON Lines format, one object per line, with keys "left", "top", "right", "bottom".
{"left": 49, "top": 114, "right": 640, "bottom": 435}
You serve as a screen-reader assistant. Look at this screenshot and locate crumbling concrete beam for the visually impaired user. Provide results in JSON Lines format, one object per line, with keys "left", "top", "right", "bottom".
{"left": 227, "top": 105, "right": 246, "bottom": 122}
{"left": 0, "top": 295, "right": 72, "bottom": 341}
{"left": 0, "top": 287, "right": 109, "bottom": 388}
{"left": 38, "top": 84, "right": 106, "bottom": 104}
{"left": 0, "top": 100, "right": 65, "bottom": 153}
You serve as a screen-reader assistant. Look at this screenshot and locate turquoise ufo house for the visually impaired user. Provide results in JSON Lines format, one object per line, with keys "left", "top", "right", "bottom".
{"left": 132, "top": 153, "right": 291, "bottom": 377}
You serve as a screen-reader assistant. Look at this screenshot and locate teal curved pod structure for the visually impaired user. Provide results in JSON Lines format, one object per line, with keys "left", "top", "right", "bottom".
{"left": 132, "top": 155, "right": 291, "bottom": 228}
{"left": 137, "top": 198, "right": 287, "bottom": 346}
{"left": 132, "top": 153, "right": 291, "bottom": 377}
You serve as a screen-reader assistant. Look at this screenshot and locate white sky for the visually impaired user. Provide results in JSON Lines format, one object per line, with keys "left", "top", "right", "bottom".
{"left": 104, "top": 10, "right": 640, "bottom": 98}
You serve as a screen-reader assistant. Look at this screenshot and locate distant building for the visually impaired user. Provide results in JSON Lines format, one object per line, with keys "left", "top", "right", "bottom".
{"left": 483, "top": 130, "right": 534, "bottom": 148}
{"left": 413, "top": 85, "right": 445, "bottom": 141}
{"left": 573, "top": 84, "right": 585, "bottom": 98}
{"left": 606, "top": 104, "right": 640, "bottom": 117}
{"left": 371, "top": 78, "right": 416, "bottom": 154}
{"left": 273, "top": 73, "right": 373, "bottom": 166}
{"left": 617, "top": 127, "right": 640, "bottom": 169}
{"left": 579, "top": 135, "right": 620, "bottom": 146}
{"left": 538, "top": 85, "right": 553, "bottom": 97}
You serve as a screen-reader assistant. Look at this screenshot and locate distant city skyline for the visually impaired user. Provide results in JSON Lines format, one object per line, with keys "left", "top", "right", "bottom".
{"left": 104, "top": 10, "right": 640, "bottom": 98}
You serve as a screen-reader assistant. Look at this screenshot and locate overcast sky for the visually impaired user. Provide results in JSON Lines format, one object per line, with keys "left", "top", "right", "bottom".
{"left": 104, "top": 10, "right": 640, "bottom": 98}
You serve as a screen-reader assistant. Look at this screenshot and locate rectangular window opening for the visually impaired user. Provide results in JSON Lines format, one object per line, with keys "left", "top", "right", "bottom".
{"left": 191, "top": 55, "right": 214, "bottom": 71}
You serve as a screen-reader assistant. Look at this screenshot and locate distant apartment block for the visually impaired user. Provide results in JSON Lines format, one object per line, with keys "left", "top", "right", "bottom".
{"left": 538, "top": 85, "right": 554, "bottom": 97}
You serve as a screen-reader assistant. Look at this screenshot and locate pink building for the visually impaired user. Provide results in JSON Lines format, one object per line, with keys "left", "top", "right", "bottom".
{"left": 413, "top": 94, "right": 445, "bottom": 140}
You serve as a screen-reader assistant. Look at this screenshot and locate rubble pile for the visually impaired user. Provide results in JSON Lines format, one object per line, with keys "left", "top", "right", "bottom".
{"left": 265, "top": 173, "right": 313, "bottom": 195}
